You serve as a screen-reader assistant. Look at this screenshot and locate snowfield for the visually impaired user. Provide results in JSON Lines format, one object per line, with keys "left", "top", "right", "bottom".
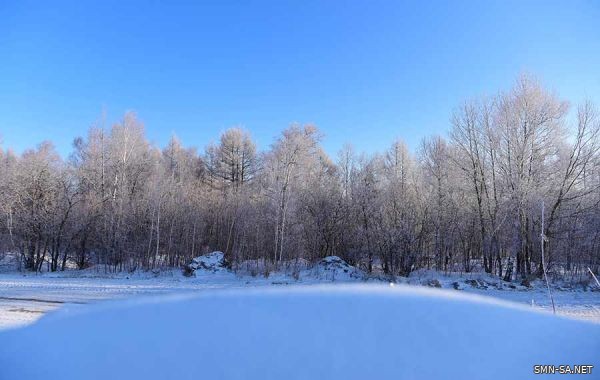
{"left": 1, "top": 253, "right": 600, "bottom": 330}
{"left": 0, "top": 285, "right": 598, "bottom": 380}
{"left": 1, "top": 254, "right": 599, "bottom": 379}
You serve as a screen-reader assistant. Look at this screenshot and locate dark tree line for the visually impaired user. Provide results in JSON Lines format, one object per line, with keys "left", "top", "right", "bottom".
{"left": 1, "top": 75, "right": 599, "bottom": 280}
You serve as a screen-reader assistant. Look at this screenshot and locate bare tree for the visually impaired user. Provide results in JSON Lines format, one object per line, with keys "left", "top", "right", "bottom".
{"left": 0, "top": 75, "right": 598, "bottom": 283}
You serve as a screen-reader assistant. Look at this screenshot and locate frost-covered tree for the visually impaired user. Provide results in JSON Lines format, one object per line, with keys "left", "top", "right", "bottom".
{"left": 0, "top": 75, "right": 598, "bottom": 282}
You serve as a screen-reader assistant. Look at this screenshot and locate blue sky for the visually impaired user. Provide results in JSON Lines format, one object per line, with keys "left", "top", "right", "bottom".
{"left": 1, "top": 0, "right": 599, "bottom": 157}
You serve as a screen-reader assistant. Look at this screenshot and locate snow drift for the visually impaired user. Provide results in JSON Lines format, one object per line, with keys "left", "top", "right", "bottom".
{"left": 0, "top": 285, "right": 598, "bottom": 380}
{"left": 301, "top": 255, "right": 365, "bottom": 281}
{"left": 186, "top": 251, "right": 230, "bottom": 275}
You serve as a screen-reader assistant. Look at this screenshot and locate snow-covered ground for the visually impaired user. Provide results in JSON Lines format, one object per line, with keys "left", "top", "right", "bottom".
{"left": 1, "top": 266, "right": 599, "bottom": 330}
{"left": 1, "top": 254, "right": 599, "bottom": 379}
{"left": 1, "top": 285, "right": 598, "bottom": 380}
{"left": 0, "top": 253, "right": 599, "bottom": 331}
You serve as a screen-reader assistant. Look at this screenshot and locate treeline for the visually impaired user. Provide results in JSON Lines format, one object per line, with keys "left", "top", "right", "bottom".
{"left": 0, "top": 75, "right": 599, "bottom": 280}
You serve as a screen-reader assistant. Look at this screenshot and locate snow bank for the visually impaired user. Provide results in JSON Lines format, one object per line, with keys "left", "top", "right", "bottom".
{"left": 187, "top": 251, "right": 230, "bottom": 274}
{"left": 301, "top": 255, "right": 365, "bottom": 281}
{"left": 1, "top": 285, "right": 598, "bottom": 380}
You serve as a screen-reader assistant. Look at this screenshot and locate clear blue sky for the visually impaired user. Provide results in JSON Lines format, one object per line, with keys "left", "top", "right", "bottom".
{"left": 1, "top": 0, "right": 599, "bottom": 157}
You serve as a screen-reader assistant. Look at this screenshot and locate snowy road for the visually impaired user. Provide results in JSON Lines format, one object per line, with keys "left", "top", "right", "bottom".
{"left": 1, "top": 274, "right": 599, "bottom": 330}
{"left": 0, "top": 274, "right": 250, "bottom": 329}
